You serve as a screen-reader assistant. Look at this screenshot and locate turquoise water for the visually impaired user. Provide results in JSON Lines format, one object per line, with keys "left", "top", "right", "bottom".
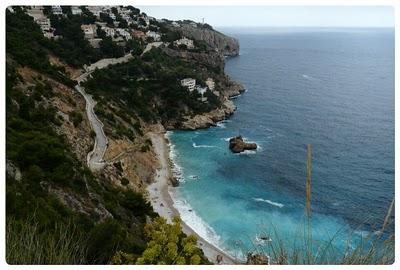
{"left": 168, "top": 28, "right": 394, "bottom": 259}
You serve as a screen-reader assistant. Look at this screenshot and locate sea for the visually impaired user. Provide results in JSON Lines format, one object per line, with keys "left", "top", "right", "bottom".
{"left": 167, "top": 27, "right": 394, "bottom": 260}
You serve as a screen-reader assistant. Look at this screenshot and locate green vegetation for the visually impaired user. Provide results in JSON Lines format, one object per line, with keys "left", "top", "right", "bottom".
{"left": 69, "top": 111, "right": 83, "bottom": 127}
{"left": 83, "top": 48, "right": 221, "bottom": 127}
{"left": 6, "top": 50, "right": 158, "bottom": 265}
{"left": 111, "top": 217, "right": 210, "bottom": 265}
{"left": 6, "top": 8, "right": 75, "bottom": 87}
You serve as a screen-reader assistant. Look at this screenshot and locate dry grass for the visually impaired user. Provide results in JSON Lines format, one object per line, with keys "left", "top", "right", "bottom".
{"left": 6, "top": 216, "right": 88, "bottom": 265}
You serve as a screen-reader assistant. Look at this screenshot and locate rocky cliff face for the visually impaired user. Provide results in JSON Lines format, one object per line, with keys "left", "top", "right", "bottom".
{"left": 176, "top": 80, "right": 245, "bottom": 130}
{"left": 176, "top": 24, "right": 240, "bottom": 56}
{"left": 162, "top": 47, "right": 225, "bottom": 71}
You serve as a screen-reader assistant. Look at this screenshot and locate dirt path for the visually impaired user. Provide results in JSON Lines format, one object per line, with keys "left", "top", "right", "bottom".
{"left": 74, "top": 53, "right": 133, "bottom": 171}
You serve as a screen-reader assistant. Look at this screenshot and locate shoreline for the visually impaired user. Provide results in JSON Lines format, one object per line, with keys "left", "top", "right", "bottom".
{"left": 147, "top": 131, "right": 241, "bottom": 265}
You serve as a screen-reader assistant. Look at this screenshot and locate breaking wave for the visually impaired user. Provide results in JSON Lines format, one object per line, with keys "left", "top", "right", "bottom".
{"left": 252, "top": 197, "right": 284, "bottom": 208}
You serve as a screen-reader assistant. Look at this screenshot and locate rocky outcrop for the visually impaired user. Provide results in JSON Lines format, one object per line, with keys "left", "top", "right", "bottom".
{"left": 229, "top": 136, "right": 257, "bottom": 153}
{"left": 176, "top": 24, "right": 240, "bottom": 56}
{"left": 48, "top": 185, "right": 113, "bottom": 222}
{"left": 162, "top": 47, "right": 225, "bottom": 71}
{"left": 169, "top": 176, "right": 180, "bottom": 187}
{"left": 6, "top": 160, "right": 22, "bottom": 182}
{"left": 246, "top": 253, "right": 270, "bottom": 265}
{"left": 178, "top": 99, "right": 236, "bottom": 130}
{"left": 223, "top": 79, "right": 246, "bottom": 98}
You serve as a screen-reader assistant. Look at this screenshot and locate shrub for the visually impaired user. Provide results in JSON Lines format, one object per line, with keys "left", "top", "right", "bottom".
{"left": 69, "top": 111, "right": 83, "bottom": 127}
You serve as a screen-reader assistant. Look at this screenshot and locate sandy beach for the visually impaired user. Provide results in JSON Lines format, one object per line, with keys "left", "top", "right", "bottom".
{"left": 147, "top": 131, "right": 241, "bottom": 265}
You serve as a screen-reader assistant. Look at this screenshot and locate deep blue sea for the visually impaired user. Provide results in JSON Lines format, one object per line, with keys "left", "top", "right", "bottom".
{"left": 168, "top": 27, "right": 394, "bottom": 259}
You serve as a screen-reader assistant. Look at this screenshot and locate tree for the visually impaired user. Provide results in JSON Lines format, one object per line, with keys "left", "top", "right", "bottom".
{"left": 118, "top": 19, "right": 128, "bottom": 28}
{"left": 126, "top": 6, "right": 140, "bottom": 15}
{"left": 125, "top": 39, "right": 144, "bottom": 55}
{"left": 99, "top": 37, "right": 124, "bottom": 58}
{"left": 134, "top": 217, "right": 207, "bottom": 265}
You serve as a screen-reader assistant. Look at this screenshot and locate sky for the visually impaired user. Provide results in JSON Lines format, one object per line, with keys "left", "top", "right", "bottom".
{"left": 138, "top": 6, "right": 394, "bottom": 28}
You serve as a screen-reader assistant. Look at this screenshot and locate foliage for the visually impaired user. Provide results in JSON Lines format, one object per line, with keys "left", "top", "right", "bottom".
{"left": 83, "top": 48, "right": 221, "bottom": 126}
{"left": 161, "top": 30, "right": 182, "bottom": 42}
{"left": 69, "top": 111, "right": 83, "bottom": 127}
{"left": 49, "top": 13, "right": 101, "bottom": 66}
{"left": 99, "top": 36, "right": 125, "bottom": 58}
{"left": 6, "top": 60, "right": 156, "bottom": 265}
{"left": 111, "top": 217, "right": 209, "bottom": 265}
{"left": 6, "top": 8, "right": 75, "bottom": 86}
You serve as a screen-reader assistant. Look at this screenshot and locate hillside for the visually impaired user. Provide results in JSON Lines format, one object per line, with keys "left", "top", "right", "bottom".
{"left": 6, "top": 5, "right": 243, "bottom": 265}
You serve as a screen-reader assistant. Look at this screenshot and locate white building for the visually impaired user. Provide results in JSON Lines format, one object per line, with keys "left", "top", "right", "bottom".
{"left": 171, "top": 21, "right": 180, "bottom": 27}
{"left": 181, "top": 78, "right": 196, "bottom": 92}
{"left": 88, "top": 38, "right": 102, "bottom": 48}
{"left": 101, "top": 26, "right": 115, "bottom": 37}
{"left": 205, "top": 78, "right": 215, "bottom": 91}
{"left": 146, "top": 31, "right": 161, "bottom": 41}
{"left": 26, "top": 6, "right": 45, "bottom": 21}
{"left": 117, "top": 28, "right": 131, "bottom": 40}
{"left": 36, "top": 17, "right": 51, "bottom": 32}
{"left": 81, "top": 24, "right": 97, "bottom": 39}
{"left": 71, "top": 6, "right": 82, "bottom": 15}
{"left": 43, "top": 31, "right": 54, "bottom": 39}
{"left": 174, "top": 37, "right": 194, "bottom": 49}
{"left": 195, "top": 86, "right": 208, "bottom": 102}
{"left": 109, "top": 12, "right": 116, "bottom": 20}
{"left": 52, "top": 5, "right": 63, "bottom": 15}
{"left": 87, "top": 6, "right": 102, "bottom": 17}
{"left": 196, "top": 86, "right": 207, "bottom": 96}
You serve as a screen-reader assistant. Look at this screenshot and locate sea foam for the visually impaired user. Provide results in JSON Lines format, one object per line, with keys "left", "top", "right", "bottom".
{"left": 170, "top": 192, "right": 222, "bottom": 247}
{"left": 252, "top": 197, "right": 284, "bottom": 208}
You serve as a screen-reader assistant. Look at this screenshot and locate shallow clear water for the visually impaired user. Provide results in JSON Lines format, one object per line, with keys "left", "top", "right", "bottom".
{"left": 168, "top": 27, "right": 394, "bottom": 258}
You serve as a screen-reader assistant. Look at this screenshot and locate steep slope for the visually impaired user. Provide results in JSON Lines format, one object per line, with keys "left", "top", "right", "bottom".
{"left": 6, "top": 6, "right": 242, "bottom": 265}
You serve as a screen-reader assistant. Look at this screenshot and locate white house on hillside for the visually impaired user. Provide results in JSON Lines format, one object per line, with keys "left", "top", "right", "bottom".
{"left": 81, "top": 24, "right": 97, "bottom": 39}
{"left": 174, "top": 37, "right": 194, "bottom": 49}
{"left": 101, "top": 26, "right": 115, "bottom": 37}
{"left": 71, "top": 6, "right": 82, "bottom": 15}
{"left": 205, "top": 78, "right": 215, "bottom": 91}
{"left": 146, "top": 31, "right": 161, "bottom": 41}
{"left": 52, "top": 5, "right": 63, "bottom": 15}
{"left": 117, "top": 28, "right": 132, "bottom": 40}
{"left": 181, "top": 78, "right": 196, "bottom": 92}
{"left": 36, "top": 17, "right": 51, "bottom": 32}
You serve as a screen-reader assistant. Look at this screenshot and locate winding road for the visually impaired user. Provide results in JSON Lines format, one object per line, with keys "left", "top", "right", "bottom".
{"left": 74, "top": 53, "right": 133, "bottom": 171}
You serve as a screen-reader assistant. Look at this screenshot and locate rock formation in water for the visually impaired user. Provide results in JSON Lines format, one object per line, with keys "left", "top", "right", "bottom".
{"left": 229, "top": 136, "right": 257, "bottom": 153}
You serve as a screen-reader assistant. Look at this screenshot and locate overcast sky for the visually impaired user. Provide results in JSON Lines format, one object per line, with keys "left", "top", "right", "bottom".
{"left": 138, "top": 6, "right": 394, "bottom": 28}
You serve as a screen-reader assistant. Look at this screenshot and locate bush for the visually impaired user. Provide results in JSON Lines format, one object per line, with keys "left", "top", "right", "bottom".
{"left": 69, "top": 111, "right": 83, "bottom": 127}
{"left": 87, "top": 219, "right": 126, "bottom": 264}
{"left": 120, "top": 178, "right": 129, "bottom": 186}
{"left": 135, "top": 217, "right": 209, "bottom": 265}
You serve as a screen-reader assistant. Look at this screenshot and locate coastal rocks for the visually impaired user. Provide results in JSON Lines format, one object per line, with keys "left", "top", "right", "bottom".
{"left": 6, "top": 160, "right": 22, "bottom": 182}
{"left": 229, "top": 136, "right": 257, "bottom": 153}
{"left": 246, "top": 253, "right": 270, "bottom": 265}
{"left": 223, "top": 80, "right": 246, "bottom": 98}
{"left": 180, "top": 99, "right": 236, "bottom": 130}
{"left": 169, "top": 176, "right": 179, "bottom": 187}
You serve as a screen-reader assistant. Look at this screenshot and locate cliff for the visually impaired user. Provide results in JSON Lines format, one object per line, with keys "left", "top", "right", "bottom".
{"left": 162, "top": 47, "right": 225, "bottom": 72}
{"left": 176, "top": 24, "right": 240, "bottom": 56}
